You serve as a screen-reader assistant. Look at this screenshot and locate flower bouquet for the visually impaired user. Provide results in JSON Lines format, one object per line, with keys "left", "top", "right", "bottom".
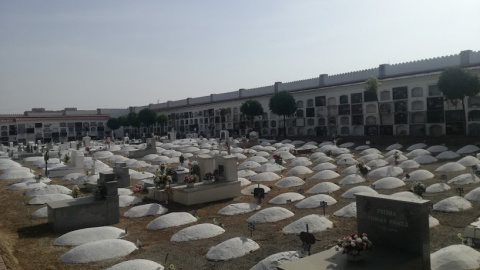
{"left": 153, "top": 164, "right": 172, "bottom": 189}
{"left": 203, "top": 172, "right": 215, "bottom": 184}
{"left": 131, "top": 184, "right": 143, "bottom": 193}
{"left": 184, "top": 174, "right": 198, "bottom": 184}
{"left": 337, "top": 233, "right": 372, "bottom": 257}
{"left": 185, "top": 174, "right": 198, "bottom": 188}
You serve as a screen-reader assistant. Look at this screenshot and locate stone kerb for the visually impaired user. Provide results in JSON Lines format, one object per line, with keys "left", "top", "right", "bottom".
{"left": 355, "top": 192, "right": 431, "bottom": 270}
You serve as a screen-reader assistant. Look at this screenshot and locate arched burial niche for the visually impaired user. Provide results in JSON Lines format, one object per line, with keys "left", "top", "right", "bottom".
{"left": 411, "top": 87, "right": 423, "bottom": 98}
{"left": 411, "top": 100, "right": 424, "bottom": 111}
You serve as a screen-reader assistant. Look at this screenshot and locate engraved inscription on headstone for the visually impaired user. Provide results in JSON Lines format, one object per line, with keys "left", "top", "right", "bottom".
{"left": 356, "top": 192, "right": 430, "bottom": 270}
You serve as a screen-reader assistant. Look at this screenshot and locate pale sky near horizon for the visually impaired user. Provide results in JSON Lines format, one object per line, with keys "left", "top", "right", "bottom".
{"left": 1, "top": 0, "right": 479, "bottom": 114}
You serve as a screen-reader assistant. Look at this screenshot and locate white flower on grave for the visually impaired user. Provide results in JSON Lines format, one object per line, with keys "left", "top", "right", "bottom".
{"left": 362, "top": 236, "right": 368, "bottom": 241}
{"left": 356, "top": 238, "right": 363, "bottom": 243}
{"left": 350, "top": 242, "right": 356, "bottom": 247}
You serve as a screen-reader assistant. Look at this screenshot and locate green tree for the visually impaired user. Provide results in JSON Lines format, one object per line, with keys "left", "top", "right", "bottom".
{"left": 138, "top": 108, "right": 157, "bottom": 134}
{"left": 127, "top": 112, "right": 139, "bottom": 127}
{"left": 240, "top": 100, "right": 264, "bottom": 131}
{"left": 156, "top": 114, "right": 168, "bottom": 135}
{"left": 117, "top": 115, "right": 128, "bottom": 127}
{"left": 269, "top": 91, "right": 297, "bottom": 137}
{"left": 126, "top": 112, "right": 139, "bottom": 138}
{"left": 364, "top": 76, "right": 383, "bottom": 134}
{"left": 438, "top": 67, "right": 480, "bottom": 135}
{"left": 106, "top": 118, "right": 120, "bottom": 135}
{"left": 219, "top": 108, "right": 230, "bottom": 129}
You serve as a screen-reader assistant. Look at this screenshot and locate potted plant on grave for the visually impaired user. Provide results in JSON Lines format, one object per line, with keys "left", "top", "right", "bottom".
{"left": 71, "top": 185, "right": 80, "bottom": 198}
{"left": 184, "top": 174, "right": 198, "bottom": 188}
{"left": 411, "top": 182, "right": 426, "bottom": 197}
{"left": 337, "top": 233, "right": 373, "bottom": 262}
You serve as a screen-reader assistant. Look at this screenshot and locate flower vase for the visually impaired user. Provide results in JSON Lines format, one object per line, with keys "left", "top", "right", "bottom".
{"left": 187, "top": 182, "right": 195, "bottom": 188}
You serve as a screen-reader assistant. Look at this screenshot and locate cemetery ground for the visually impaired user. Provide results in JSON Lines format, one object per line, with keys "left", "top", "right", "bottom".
{"left": 0, "top": 147, "right": 480, "bottom": 269}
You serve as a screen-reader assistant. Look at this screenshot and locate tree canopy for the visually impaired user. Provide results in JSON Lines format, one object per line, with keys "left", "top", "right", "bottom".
{"left": 156, "top": 114, "right": 168, "bottom": 125}
{"left": 138, "top": 108, "right": 157, "bottom": 127}
{"left": 117, "top": 115, "right": 128, "bottom": 127}
{"left": 364, "top": 76, "right": 381, "bottom": 94}
{"left": 437, "top": 67, "right": 480, "bottom": 101}
{"left": 106, "top": 118, "right": 120, "bottom": 131}
{"left": 269, "top": 91, "right": 297, "bottom": 137}
{"left": 240, "top": 100, "right": 264, "bottom": 123}
{"left": 127, "top": 112, "right": 139, "bottom": 127}
{"left": 438, "top": 67, "right": 480, "bottom": 135}
{"left": 269, "top": 91, "right": 297, "bottom": 118}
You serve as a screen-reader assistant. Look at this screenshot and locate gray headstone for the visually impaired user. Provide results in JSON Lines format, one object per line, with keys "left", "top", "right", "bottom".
{"left": 356, "top": 192, "right": 430, "bottom": 270}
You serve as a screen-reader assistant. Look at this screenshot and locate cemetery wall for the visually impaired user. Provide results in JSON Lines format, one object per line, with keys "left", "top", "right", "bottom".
{"left": 281, "top": 77, "right": 320, "bottom": 91}
{"left": 212, "top": 91, "right": 239, "bottom": 102}
{"left": 241, "top": 85, "right": 275, "bottom": 97}
{"left": 323, "top": 68, "right": 379, "bottom": 86}
{"left": 189, "top": 95, "right": 211, "bottom": 105}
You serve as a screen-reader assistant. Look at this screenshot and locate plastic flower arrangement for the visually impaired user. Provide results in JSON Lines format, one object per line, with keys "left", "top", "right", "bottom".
{"left": 337, "top": 233, "right": 372, "bottom": 256}
{"left": 184, "top": 174, "right": 198, "bottom": 184}
{"left": 71, "top": 185, "right": 80, "bottom": 198}
{"left": 131, "top": 184, "right": 143, "bottom": 193}
{"left": 272, "top": 154, "right": 283, "bottom": 165}
{"left": 204, "top": 172, "right": 215, "bottom": 181}
{"left": 154, "top": 164, "right": 172, "bottom": 189}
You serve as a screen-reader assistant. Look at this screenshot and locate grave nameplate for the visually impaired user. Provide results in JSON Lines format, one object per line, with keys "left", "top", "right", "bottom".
{"left": 392, "top": 86, "right": 408, "bottom": 100}
{"left": 351, "top": 93, "right": 363, "bottom": 104}
{"left": 315, "top": 96, "right": 326, "bottom": 107}
{"left": 356, "top": 192, "right": 430, "bottom": 270}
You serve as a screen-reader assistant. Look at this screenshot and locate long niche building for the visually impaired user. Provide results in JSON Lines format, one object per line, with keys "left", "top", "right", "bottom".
{"left": 1, "top": 49, "right": 480, "bottom": 145}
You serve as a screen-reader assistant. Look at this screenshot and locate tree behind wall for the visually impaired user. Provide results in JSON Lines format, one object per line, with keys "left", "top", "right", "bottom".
{"left": 269, "top": 91, "right": 297, "bottom": 137}
{"left": 106, "top": 118, "right": 120, "bottom": 137}
{"left": 240, "top": 100, "right": 264, "bottom": 133}
{"left": 156, "top": 114, "right": 168, "bottom": 135}
{"left": 127, "top": 112, "right": 139, "bottom": 138}
{"left": 364, "top": 76, "right": 383, "bottom": 136}
{"left": 437, "top": 67, "right": 480, "bottom": 135}
{"left": 138, "top": 108, "right": 157, "bottom": 135}
{"left": 219, "top": 108, "right": 230, "bottom": 129}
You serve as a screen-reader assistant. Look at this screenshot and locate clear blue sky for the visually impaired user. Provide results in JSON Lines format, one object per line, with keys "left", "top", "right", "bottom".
{"left": 1, "top": 0, "right": 479, "bottom": 114}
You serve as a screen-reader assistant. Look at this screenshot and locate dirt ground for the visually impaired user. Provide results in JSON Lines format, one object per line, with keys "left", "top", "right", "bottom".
{"left": 1, "top": 147, "right": 480, "bottom": 270}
